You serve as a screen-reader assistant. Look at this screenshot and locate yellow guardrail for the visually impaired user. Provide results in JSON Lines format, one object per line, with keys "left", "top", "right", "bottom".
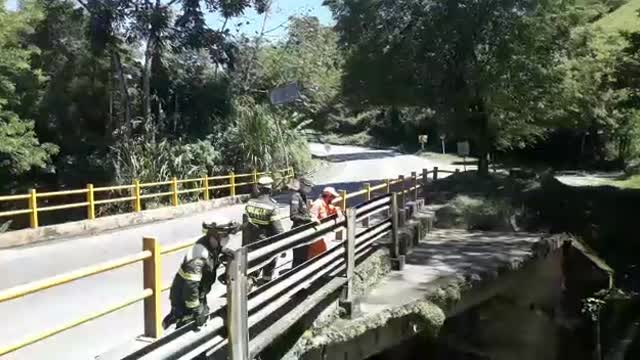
{"left": 0, "top": 166, "right": 456, "bottom": 356}
{"left": 0, "top": 167, "right": 294, "bottom": 230}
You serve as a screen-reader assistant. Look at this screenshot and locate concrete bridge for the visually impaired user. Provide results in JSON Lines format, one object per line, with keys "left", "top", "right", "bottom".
{"left": 0, "top": 144, "right": 610, "bottom": 360}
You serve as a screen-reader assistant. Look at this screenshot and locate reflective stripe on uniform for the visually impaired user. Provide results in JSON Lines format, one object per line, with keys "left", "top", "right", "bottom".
{"left": 249, "top": 218, "right": 271, "bottom": 225}
{"left": 178, "top": 268, "right": 202, "bottom": 282}
{"left": 185, "top": 298, "right": 200, "bottom": 308}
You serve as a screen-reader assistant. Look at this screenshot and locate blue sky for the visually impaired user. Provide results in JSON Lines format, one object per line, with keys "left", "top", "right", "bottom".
{"left": 5, "top": 0, "right": 333, "bottom": 38}
{"left": 208, "top": 0, "right": 334, "bottom": 39}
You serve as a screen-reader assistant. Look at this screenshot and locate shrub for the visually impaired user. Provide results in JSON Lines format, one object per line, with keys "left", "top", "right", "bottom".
{"left": 219, "top": 97, "right": 312, "bottom": 175}
{"left": 435, "top": 195, "right": 515, "bottom": 231}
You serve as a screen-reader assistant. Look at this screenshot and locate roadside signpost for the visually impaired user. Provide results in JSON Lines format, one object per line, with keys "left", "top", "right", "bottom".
{"left": 270, "top": 83, "right": 301, "bottom": 105}
{"left": 439, "top": 134, "right": 447, "bottom": 154}
{"left": 418, "top": 135, "right": 428, "bottom": 151}
{"left": 457, "top": 141, "right": 470, "bottom": 171}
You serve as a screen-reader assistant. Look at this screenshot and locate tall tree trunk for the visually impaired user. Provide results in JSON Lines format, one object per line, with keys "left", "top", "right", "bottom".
{"left": 106, "top": 55, "right": 114, "bottom": 138}
{"left": 143, "top": 37, "right": 153, "bottom": 139}
{"left": 476, "top": 102, "right": 490, "bottom": 176}
{"left": 173, "top": 92, "right": 178, "bottom": 133}
{"left": 112, "top": 50, "right": 131, "bottom": 137}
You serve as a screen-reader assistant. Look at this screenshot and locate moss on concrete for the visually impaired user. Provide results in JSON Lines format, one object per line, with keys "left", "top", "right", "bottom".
{"left": 283, "top": 299, "right": 446, "bottom": 360}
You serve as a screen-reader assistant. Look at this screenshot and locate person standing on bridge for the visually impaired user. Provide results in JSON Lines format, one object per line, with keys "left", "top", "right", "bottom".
{"left": 244, "top": 176, "right": 284, "bottom": 282}
{"left": 289, "top": 176, "right": 319, "bottom": 267}
{"left": 162, "top": 217, "right": 241, "bottom": 330}
{"left": 307, "top": 187, "right": 343, "bottom": 260}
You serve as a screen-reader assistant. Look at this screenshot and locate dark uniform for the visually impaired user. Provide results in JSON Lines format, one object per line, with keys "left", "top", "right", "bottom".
{"left": 245, "top": 194, "right": 284, "bottom": 280}
{"left": 290, "top": 191, "right": 313, "bottom": 267}
{"left": 162, "top": 227, "right": 233, "bottom": 330}
{"left": 245, "top": 194, "right": 284, "bottom": 241}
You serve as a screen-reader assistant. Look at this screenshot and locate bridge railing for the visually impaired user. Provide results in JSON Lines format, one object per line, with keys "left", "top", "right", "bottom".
{"left": 0, "top": 166, "right": 461, "bottom": 358}
{"left": 0, "top": 168, "right": 293, "bottom": 230}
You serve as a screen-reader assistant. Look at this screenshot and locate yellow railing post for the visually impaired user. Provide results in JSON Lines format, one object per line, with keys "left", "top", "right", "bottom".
{"left": 87, "top": 184, "right": 95, "bottom": 220}
{"left": 134, "top": 180, "right": 142, "bottom": 212}
{"left": 398, "top": 175, "right": 405, "bottom": 208}
{"left": 335, "top": 189, "right": 347, "bottom": 241}
{"left": 363, "top": 183, "right": 371, "bottom": 227}
{"left": 411, "top": 171, "right": 418, "bottom": 202}
{"left": 142, "top": 236, "right": 162, "bottom": 338}
{"left": 171, "top": 177, "right": 178, "bottom": 206}
{"left": 203, "top": 175, "right": 210, "bottom": 201}
{"left": 230, "top": 171, "right": 236, "bottom": 197}
{"left": 29, "top": 189, "right": 38, "bottom": 228}
{"left": 252, "top": 169, "right": 258, "bottom": 195}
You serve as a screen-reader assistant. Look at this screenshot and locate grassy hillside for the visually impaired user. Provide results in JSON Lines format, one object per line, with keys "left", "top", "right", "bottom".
{"left": 594, "top": 0, "right": 640, "bottom": 33}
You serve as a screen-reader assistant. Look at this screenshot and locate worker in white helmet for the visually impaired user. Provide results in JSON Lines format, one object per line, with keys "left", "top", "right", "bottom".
{"left": 307, "top": 187, "right": 343, "bottom": 259}
{"left": 244, "top": 176, "right": 284, "bottom": 282}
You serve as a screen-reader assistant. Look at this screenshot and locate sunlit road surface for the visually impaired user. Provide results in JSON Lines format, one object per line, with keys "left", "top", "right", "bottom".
{"left": 0, "top": 143, "right": 468, "bottom": 359}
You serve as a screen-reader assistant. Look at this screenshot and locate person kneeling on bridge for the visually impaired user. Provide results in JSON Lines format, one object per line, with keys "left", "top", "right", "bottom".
{"left": 162, "top": 217, "right": 241, "bottom": 330}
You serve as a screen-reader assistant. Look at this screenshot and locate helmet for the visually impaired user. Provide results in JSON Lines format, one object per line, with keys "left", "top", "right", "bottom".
{"left": 257, "top": 176, "right": 274, "bottom": 189}
{"left": 322, "top": 187, "right": 339, "bottom": 197}
{"left": 202, "top": 216, "right": 241, "bottom": 235}
{"left": 299, "top": 177, "right": 314, "bottom": 187}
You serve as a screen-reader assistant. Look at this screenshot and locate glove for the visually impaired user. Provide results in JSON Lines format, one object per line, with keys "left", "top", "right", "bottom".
{"left": 194, "top": 303, "right": 209, "bottom": 327}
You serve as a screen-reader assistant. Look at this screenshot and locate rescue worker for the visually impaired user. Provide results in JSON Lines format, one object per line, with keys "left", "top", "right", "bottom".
{"left": 244, "top": 176, "right": 284, "bottom": 281}
{"left": 289, "top": 177, "right": 318, "bottom": 267}
{"left": 307, "top": 187, "right": 343, "bottom": 260}
{"left": 162, "top": 217, "right": 241, "bottom": 330}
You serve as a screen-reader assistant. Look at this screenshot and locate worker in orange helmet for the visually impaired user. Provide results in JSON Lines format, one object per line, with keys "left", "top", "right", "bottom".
{"left": 307, "top": 187, "right": 343, "bottom": 260}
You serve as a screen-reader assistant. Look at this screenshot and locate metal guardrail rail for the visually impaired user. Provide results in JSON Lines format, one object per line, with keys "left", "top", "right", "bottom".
{"left": 0, "top": 166, "right": 459, "bottom": 358}
{"left": 0, "top": 168, "right": 294, "bottom": 230}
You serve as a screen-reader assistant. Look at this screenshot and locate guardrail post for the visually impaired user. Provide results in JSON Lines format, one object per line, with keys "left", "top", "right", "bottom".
{"left": 340, "top": 208, "right": 358, "bottom": 319}
{"left": 227, "top": 247, "right": 249, "bottom": 360}
{"left": 203, "top": 175, "right": 210, "bottom": 201}
{"left": 134, "top": 180, "right": 142, "bottom": 212}
{"left": 29, "top": 189, "right": 38, "bottom": 228}
{"left": 398, "top": 175, "right": 405, "bottom": 209}
{"left": 143, "top": 236, "right": 162, "bottom": 338}
{"left": 385, "top": 178, "right": 391, "bottom": 194}
{"left": 422, "top": 168, "right": 429, "bottom": 203}
{"left": 390, "top": 193, "right": 404, "bottom": 270}
{"left": 411, "top": 171, "right": 418, "bottom": 202}
{"left": 171, "top": 177, "right": 179, "bottom": 206}
{"left": 87, "top": 184, "right": 95, "bottom": 220}
{"left": 362, "top": 183, "right": 371, "bottom": 227}
{"left": 336, "top": 190, "right": 347, "bottom": 241}
{"left": 230, "top": 171, "right": 236, "bottom": 197}
{"left": 433, "top": 167, "right": 439, "bottom": 181}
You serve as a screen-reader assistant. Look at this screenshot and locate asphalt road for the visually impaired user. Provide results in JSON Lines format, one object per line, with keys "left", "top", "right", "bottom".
{"left": 0, "top": 143, "right": 465, "bottom": 360}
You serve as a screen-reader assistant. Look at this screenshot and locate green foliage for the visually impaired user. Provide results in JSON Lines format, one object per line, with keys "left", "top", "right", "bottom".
{"left": 435, "top": 195, "right": 515, "bottom": 231}
{"left": 327, "top": 0, "right": 580, "bottom": 173}
{"left": 219, "top": 97, "right": 312, "bottom": 174}
{"left": 109, "top": 137, "right": 221, "bottom": 186}
{"left": 0, "top": 0, "right": 58, "bottom": 182}
{"left": 0, "top": 111, "right": 58, "bottom": 176}
{"left": 594, "top": 0, "right": 640, "bottom": 33}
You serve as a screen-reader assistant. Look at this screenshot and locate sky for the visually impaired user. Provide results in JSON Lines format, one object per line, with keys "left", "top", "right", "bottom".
{"left": 4, "top": 0, "right": 334, "bottom": 38}
{"left": 207, "top": 0, "right": 334, "bottom": 39}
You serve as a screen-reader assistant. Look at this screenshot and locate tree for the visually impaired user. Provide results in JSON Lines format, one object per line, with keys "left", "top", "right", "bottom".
{"left": 555, "top": 28, "right": 629, "bottom": 163}
{"left": 80, "top": 0, "right": 268, "bottom": 137}
{"left": 0, "top": 0, "right": 58, "bottom": 185}
{"left": 326, "top": 0, "right": 579, "bottom": 174}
